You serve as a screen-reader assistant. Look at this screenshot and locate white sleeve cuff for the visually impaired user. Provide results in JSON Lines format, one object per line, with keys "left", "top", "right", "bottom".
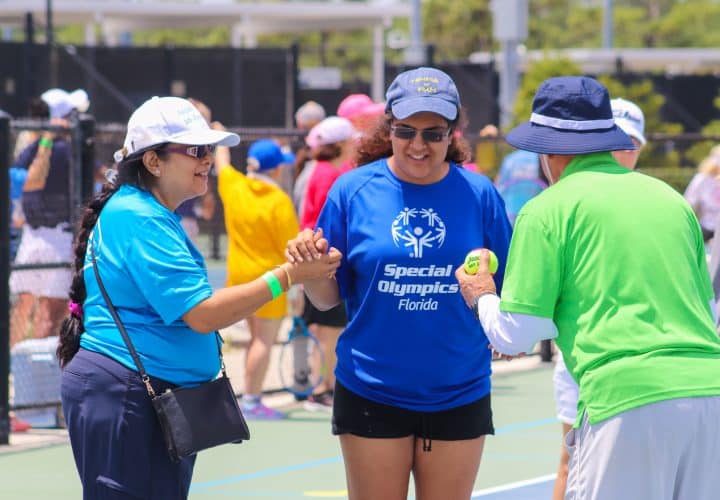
{"left": 476, "top": 294, "right": 559, "bottom": 355}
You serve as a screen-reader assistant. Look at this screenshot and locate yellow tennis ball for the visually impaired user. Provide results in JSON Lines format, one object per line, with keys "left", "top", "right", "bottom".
{"left": 463, "top": 249, "right": 498, "bottom": 275}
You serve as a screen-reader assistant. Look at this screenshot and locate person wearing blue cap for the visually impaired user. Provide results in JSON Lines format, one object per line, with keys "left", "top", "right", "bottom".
{"left": 214, "top": 135, "right": 299, "bottom": 420}
{"left": 456, "top": 76, "right": 720, "bottom": 500}
{"left": 286, "top": 67, "right": 512, "bottom": 499}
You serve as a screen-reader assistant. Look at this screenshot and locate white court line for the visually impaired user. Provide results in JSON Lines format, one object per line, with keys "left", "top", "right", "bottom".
{"left": 471, "top": 473, "right": 557, "bottom": 498}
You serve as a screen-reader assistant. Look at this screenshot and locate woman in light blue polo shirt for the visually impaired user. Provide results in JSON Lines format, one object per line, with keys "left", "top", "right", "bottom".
{"left": 57, "top": 96, "right": 341, "bottom": 500}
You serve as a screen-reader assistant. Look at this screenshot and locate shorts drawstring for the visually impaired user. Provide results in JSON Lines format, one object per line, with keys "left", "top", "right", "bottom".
{"left": 421, "top": 414, "right": 432, "bottom": 452}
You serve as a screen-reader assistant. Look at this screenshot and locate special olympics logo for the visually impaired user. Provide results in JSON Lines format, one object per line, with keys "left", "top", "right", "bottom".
{"left": 391, "top": 207, "right": 446, "bottom": 258}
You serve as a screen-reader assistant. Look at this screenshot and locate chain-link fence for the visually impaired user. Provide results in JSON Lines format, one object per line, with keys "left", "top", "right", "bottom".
{"left": 3, "top": 114, "right": 719, "bottom": 442}
{"left": 471, "top": 133, "right": 720, "bottom": 193}
{"left": 1, "top": 114, "right": 94, "bottom": 443}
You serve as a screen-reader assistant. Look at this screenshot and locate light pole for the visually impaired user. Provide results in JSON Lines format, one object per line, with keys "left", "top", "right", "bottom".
{"left": 46, "top": 0, "right": 53, "bottom": 45}
{"left": 603, "top": 0, "right": 613, "bottom": 49}
{"left": 490, "top": 0, "right": 528, "bottom": 128}
{"left": 404, "top": 0, "right": 425, "bottom": 66}
{"left": 47, "top": 0, "right": 59, "bottom": 87}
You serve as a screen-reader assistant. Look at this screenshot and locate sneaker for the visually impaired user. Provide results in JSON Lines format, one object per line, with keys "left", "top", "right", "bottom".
{"left": 303, "top": 391, "right": 334, "bottom": 413}
{"left": 242, "top": 402, "right": 285, "bottom": 421}
{"left": 10, "top": 415, "right": 31, "bottom": 433}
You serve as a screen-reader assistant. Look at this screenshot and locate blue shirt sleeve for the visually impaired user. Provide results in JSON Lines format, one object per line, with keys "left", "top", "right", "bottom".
{"left": 126, "top": 216, "right": 213, "bottom": 325}
{"left": 482, "top": 183, "right": 513, "bottom": 293}
{"left": 315, "top": 192, "right": 350, "bottom": 299}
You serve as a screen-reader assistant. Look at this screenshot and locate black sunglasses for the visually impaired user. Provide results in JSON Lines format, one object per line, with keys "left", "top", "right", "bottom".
{"left": 391, "top": 125, "right": 451, "bottom": 143}
{"left": 162, "top": 144, "right": 216, "bottom": 158}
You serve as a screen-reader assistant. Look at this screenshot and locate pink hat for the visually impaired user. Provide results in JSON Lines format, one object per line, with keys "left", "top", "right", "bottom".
{"left": 337, "top": 94, "right": 385, "bottom": 120}
{"left": 306, "top": 117, "right": 355, "bottom": 149}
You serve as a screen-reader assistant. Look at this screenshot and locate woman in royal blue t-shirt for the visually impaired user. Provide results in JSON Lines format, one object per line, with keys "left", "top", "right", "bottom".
{"left": 287, "top": 68, "right": 512, "bottom": 500}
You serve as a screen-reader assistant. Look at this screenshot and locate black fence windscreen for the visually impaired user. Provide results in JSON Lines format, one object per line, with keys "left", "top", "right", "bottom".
{"left": 0, "top": 42, "right": 296, "bottom": 127}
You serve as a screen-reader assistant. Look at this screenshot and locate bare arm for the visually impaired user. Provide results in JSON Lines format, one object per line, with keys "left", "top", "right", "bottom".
{"left": 212, "top": 121, "right": 231, "bottom": 175}
{"left": 183, "top": 267, "right": 285, "bottom": 333}
{"left": 22, "top": 132, "right": 54, "bottom": 191}
{"left": 303, "top": 276, "right": 341, "bottom": 311}
{"left": 183, "top": 252, "right": 341, "bottom": 332}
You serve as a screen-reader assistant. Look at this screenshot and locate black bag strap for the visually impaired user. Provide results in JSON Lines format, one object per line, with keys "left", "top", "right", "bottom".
{"left": 90, "top": 239, "right": 226, "bottom": 398}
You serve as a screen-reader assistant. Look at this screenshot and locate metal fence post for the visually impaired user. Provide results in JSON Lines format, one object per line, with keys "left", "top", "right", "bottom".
{"left": 79, "top": 115, "right": 96, "bottom": 206}
{"left": 0, "top": 112, "right": 12, "bottom": 444}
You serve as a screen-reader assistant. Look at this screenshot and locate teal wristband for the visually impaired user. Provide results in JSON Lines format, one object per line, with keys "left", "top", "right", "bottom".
{"left": 262, "top": 271, "right": 283, "bottom": 299}
{"left": 39, "top": 137, "right": 53, "bottom": 149}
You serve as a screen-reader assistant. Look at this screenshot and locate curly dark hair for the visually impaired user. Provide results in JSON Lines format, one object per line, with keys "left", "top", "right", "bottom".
{"left": 56, "top": 149, "right": 166, "bottom": 367}
{"left": 355, "top": 109, "right": 471, "bottom": 167}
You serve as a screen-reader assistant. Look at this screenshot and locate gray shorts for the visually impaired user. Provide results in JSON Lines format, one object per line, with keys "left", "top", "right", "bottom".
{"left": 565, "top": 395, "right": 720, "bottom": 500}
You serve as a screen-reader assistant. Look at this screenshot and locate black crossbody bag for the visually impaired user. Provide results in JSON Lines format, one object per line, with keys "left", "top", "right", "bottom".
{"left": 91, "top": 244, "right": 250, "bottom": 463}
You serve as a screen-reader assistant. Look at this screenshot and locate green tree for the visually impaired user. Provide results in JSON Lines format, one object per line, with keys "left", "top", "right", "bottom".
{"left": 510, "top": 58, "right": 688, "bottom": 187}
{"left": 511, "top": 56, "right": 582, "bottom": 129}
{"left": 133, "top": 27, "right": 230, "bottom": 47}
{"left": 685, "top": 92, "right": 720, "bottom": 166}
{"left": 423, "top": 0, "right": 493, "bottom": 60}
{"left": 527, "top": 3, "right": 619, "bottom": 49}
{"left": 651, "top": 3, "right": 720, "bottom": 47}
{"left": 597, "top": 76, "right": 683, "bottom": 169}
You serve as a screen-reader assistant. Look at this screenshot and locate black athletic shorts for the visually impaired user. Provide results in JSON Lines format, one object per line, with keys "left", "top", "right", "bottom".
{"left": 332, "top": 381, "right": 494, "bottom": 451}
{"left": 302, "top": 295, "right": 348, "bottom": 328}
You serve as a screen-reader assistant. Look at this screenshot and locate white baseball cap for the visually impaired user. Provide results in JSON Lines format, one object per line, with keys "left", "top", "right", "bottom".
{"left": 305, "top": 116, "right": 355, "bottom": 149}
{"left": 68, "top": 89, "right": 90, "bottom": 113}
{"left": 611, "top": 98, "right": 646, "bottom": 145}
{"left": 41, "top": 88, "right": 75, "bottom": 119}
{"left": 114, "top": 96, "right": 240, "bottom": 162}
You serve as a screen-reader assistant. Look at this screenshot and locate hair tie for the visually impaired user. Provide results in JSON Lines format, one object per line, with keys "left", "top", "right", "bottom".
{"left": 68, "top": 301, "right": 84, "bottom": 319}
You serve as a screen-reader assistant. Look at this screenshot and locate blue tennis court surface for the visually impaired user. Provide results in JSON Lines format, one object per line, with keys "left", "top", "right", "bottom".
{"left": 2, "top": 359, "right": 560, "bottom": 499}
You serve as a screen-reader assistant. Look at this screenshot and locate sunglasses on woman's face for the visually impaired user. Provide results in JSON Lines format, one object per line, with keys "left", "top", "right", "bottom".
{"left": 162, "top": 144, "right": 216, "bottom": 158}
{"left": 391, "top": 125, "right": 451, "bottom": 143}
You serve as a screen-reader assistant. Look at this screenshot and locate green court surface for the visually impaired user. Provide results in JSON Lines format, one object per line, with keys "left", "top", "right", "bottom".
{"left": 1, "top": 362, "right": 559, "bottom": 499}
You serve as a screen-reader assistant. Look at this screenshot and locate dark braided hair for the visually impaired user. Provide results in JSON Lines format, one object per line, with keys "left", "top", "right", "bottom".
{"left": 57, "top": 150, "right": 164, "bottom": 367}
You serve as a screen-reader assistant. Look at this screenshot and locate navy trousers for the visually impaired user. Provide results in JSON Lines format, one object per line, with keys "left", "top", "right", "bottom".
{"left": 61, "top": 349, "right": 196, "bottom": 499}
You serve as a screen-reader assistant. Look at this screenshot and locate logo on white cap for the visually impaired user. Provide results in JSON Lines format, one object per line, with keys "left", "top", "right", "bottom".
{"left": 113, "top": 96, "right": 239, "bottom": 163}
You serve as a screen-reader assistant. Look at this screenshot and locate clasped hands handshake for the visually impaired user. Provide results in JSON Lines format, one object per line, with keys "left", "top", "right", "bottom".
{"left": 285, "top": 228, "right": 342, "bottom": 282}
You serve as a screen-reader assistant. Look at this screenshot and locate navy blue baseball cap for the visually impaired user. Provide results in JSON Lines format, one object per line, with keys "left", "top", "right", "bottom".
{"left": 247, "top": 139, "right": 295, "bottom": 171}
{"left": 385, "top": 67, "right": 460, "bottom": 121}
{"left": 506, "top": 76, "right": 635, "bottom": 155}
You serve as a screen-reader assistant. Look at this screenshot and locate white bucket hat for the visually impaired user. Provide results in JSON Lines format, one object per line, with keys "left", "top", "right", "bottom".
{"left": 114, "top": 96, "right": 239, "bottom": 162}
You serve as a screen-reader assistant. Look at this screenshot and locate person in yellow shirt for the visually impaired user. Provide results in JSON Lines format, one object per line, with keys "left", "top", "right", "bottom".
{"left": 215, "top": 135, "right": 298, "bottom": 419}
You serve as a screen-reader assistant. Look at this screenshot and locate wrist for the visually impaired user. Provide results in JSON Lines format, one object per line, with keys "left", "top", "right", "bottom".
{"left": 39, "top": 137, "right": 53, "bottom": 149}
{"left": 472, "top": 291, "right": 497, "bottom": 317}
{"left": 262, "top": 271, "right": 284, "bottom": 299}
{"left": 275, "top": 264, "right": 294, "bottom": 290}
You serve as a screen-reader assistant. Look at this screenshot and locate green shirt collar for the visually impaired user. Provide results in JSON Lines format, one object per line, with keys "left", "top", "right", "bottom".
{"left": 559, "top": 152, "right": 625, "bottom": 181}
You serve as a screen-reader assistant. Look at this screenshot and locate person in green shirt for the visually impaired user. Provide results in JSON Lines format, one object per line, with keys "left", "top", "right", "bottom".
{"left": 455, "top": 76, "right": 720, "bottom": 500}
{"left": 550, "top": 96, "right": 648, "bottom": 500}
